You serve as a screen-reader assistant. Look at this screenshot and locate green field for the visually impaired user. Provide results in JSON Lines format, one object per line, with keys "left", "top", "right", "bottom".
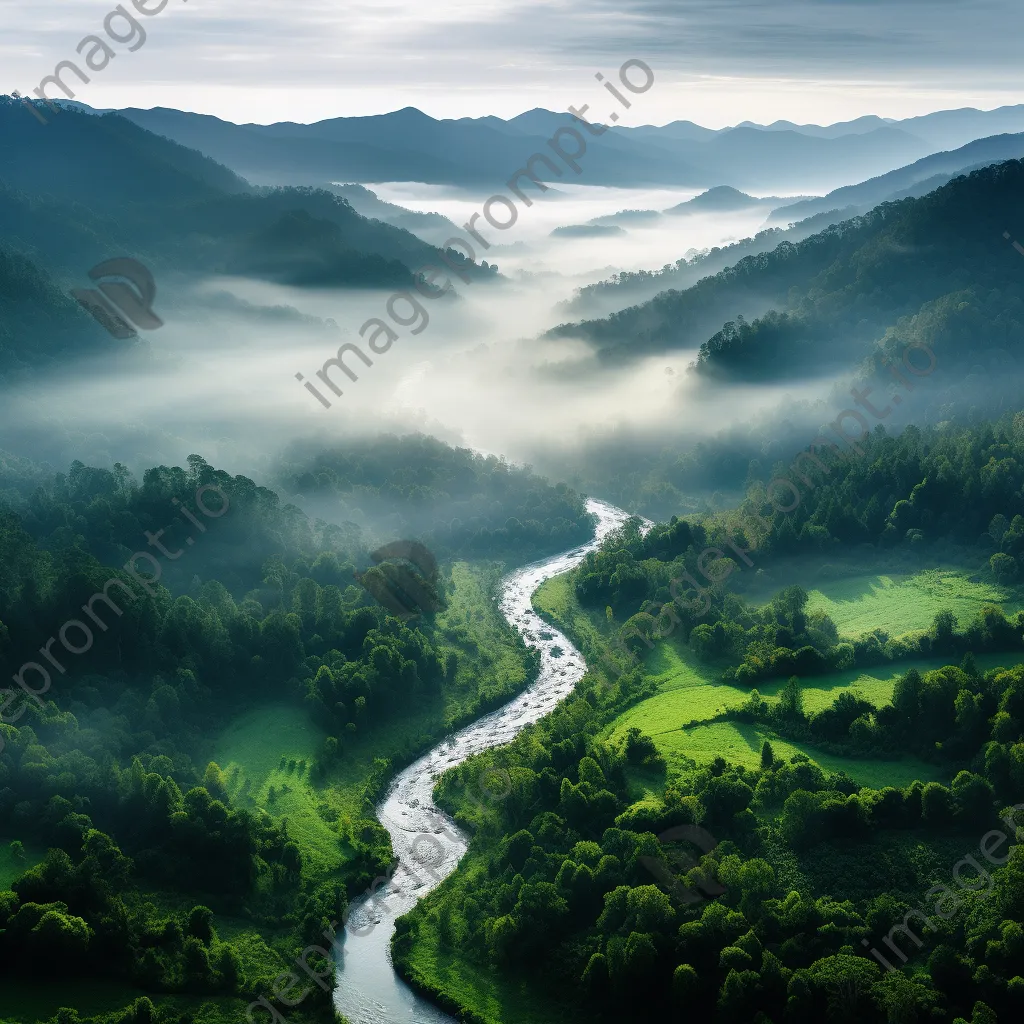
{"left": 745, "top": 564, "right": 1022, "bottom": 638}
{"left": 211, "top": 562, "right": 539, "bottom": 877}
{"left": 605, "top": 642, "right": 1024, "bottom": 788}
{"left": 214, "top": 703, "right": 348, "bottom": 874}
{"left": 532, "top": 573, "right": 946, "bottom": 786}
{"left": 652, "top": 721, "right": 944, "bottom": 787}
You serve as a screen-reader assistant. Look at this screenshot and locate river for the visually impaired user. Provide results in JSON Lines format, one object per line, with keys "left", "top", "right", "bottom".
{"left": 332, "top": 498, "right": 636, "bottom": 1023}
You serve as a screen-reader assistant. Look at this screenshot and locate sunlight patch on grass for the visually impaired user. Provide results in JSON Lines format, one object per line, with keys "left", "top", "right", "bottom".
{"left": 744, "top": 565, "right": 1022, "bottom": 638}
{"left": 0, "top": 839, "right": 44, "bottom": 890}
{"left": 660, "top": 721, "right": 946, "bottom": 788}
{"left": 214, "top": 704, "right": 344, "bottom": 874}
{"left": 606, "top": 648, "right": 1024, "bottom": 790}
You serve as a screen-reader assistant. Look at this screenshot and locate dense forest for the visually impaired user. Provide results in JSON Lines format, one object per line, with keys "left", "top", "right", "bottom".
{"left": 0, "top": 437, "right": 589, "bottom": 1023}
{"left": 275, "top": 433, "right": 595, "bottom": 563}
{"left": 399, "top": 651, "right": 1024, "bottom": 1024}
{"left": 554, "top": 416, "right": 1024, "bottom": 681}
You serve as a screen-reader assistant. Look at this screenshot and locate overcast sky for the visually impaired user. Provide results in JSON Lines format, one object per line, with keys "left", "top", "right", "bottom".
{"left": 3, "top": 0, "right": 1022, "bottom": 127}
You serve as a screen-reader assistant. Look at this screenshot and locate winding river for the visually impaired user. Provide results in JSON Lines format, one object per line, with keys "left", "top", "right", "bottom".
{"left": 332, "top": 498, "right": 635, "bottom": 1024}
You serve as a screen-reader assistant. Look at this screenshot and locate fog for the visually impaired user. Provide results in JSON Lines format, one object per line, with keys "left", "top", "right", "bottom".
{"left": 0, "top": 181, "right": 908, "bottom": 513}
{"left": 366, "top": 181, "right": 799, "bottom": 281}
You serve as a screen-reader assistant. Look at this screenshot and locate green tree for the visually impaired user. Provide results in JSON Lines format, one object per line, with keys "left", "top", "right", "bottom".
{"left": 990, "top": 552, "right": 1018, "bottom": 583}
{"left": 187, "top": 905, "right": 215, "bottom": 945}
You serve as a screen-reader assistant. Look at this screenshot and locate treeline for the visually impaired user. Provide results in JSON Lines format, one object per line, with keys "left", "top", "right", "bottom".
{"left": 276, "top": 433, "right": 595, "bottom": 563}
{"left": 729, "top": 653, "right": 1024, "bottom": 779}
{"left": 565, "top": 416, "right": 1024, "bottom": 678}
{"left": 553, "top": 159, "right": 1024, "bottom": 384}
{"left": 737, "top": 413, "right": 1024, "bottom": 570}
{"left": 396, "top": 650, "right": 1024, "bottom": 1023}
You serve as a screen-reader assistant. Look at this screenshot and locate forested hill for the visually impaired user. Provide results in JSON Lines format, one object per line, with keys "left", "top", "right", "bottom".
{"left": 0, "top": 100, "right": 491, "bottom": 301}
{"left": 578, "top": 414, "right": 1024, "bottom": 663}
{"left": 0, "top": 244, "right": 114, "bottom": 378}
{"left": 275, "top": 433, "right": 595, "bottom": 562}
{"left": 550, "top": 159, "right": 1024, "bottom": 382}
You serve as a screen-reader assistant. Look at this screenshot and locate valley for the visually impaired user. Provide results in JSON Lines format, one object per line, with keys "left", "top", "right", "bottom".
{"left": 3, "top": 24, "right": 1024, "bottom": 1022}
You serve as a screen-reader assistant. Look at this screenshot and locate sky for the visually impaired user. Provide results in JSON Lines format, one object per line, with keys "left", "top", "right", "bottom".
{"left": 2, "top": 0, "right": 1023, "bottom": 128}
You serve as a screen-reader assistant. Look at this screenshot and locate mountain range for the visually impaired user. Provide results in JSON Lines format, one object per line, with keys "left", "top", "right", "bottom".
{"left": 40, "top": 101, "right": 1024, "bottom": 193}
{"left": 0, "top": 98, "right": 493, "bottom": 379}
{"left": 767, "top": 132, "right": 1024, "bottom": 225}
{"left": 566, "top": 131, "right": 1024, "bottom": 317}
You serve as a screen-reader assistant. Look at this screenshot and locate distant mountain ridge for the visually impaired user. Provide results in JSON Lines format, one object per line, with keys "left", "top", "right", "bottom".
{"left": 665, "top": 186, "right": 810, "bottom": 215}
{"left": 563, "top": 131, "right": 1024, "bottom": 320}
{"left": 0, "top": 98, "right": 494, "bottom": 374}
{"left": 45, "top": 99, "right": 1024, "bottom": 193}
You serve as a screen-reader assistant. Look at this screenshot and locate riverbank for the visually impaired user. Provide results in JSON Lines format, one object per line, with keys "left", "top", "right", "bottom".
{"left": 332, "top": 500, "right": 634, "bottom": 1024}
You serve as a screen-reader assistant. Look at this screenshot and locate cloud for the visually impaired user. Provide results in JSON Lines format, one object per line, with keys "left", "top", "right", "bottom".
{"left": 1, "top": 0, "right": 1021, "bottom": 125}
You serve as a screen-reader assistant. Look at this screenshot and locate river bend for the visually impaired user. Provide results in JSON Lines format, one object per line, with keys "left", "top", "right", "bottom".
{"left": 332, "top": 498, "right": 634, "bottom": 1023}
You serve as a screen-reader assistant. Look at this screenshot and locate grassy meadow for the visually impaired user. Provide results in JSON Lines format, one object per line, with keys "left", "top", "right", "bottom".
{"left": 531, "top": 562, "right": 1024, "bottom": 793}
{"left": 599, "top": 644, "right": 994, "bottom": 787}
{"left": 605, "top": 638, "right": 1024, "bottom": 785}
{"left": 742, "top": 563, "right": 1023, "bottom": 637}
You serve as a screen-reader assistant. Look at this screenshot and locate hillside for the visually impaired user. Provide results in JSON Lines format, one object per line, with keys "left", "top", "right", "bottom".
{"left": 551, "top": 159, "right": 1024, "bottom": 382}
{"left": 767, "top": 132, "right": 1024, "bottom": 225}
{"left": 0, "top": 103, "right": 494, "bottom": 373}
{"left": 0, "top": 245, "right": 115, "bottom": 378}
{"left": 566, "top": 134, "right": 1024, "bottom": 320}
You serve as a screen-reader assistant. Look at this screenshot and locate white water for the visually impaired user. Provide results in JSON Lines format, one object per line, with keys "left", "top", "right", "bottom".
{"left": 332, "top": 497, "right": 635, "bottom": 1023}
